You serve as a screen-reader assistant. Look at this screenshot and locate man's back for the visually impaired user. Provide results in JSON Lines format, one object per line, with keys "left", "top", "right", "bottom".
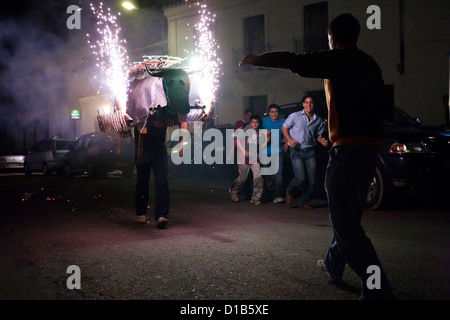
{"left": 324, "top": 47, "right": 385, "bottom": 139}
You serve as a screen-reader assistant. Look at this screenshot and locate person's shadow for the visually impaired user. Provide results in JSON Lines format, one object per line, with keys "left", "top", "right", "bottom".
{"left": 329, "top": 280, "right": 360, "bottom": 296}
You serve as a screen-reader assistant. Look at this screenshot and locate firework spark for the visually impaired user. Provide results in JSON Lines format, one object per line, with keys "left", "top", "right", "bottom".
{"left": 86, "top": 3, "right": 130, "bottom": 112}
{"left": 190, "top": 1, "right": 221, "bottom": 115}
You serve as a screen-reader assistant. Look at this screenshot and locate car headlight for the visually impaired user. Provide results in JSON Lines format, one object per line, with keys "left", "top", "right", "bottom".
{"left": 389, "top": 142, "right": 430, "bottom": 154}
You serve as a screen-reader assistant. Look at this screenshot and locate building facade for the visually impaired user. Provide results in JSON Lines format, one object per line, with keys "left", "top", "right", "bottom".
{"left": 164, "top": 0, "right": 450, "bottom": 126}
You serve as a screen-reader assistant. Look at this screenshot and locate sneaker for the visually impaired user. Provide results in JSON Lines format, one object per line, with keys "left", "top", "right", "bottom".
{"left": 231, "top": 193, "right": 239, "bottom": 203}
{"left": 137, "top": 215, "right": 147, "bottom": 224}
{"left": 273, "top": 197, "right": 285, "bottom": 204}
{"left": 300, "top": 203, "right": 314, "bottom": 210}
{"left": 317, "top": 259, "right": 341, "bottom": 281}
{"left": 250, "top": 199, "right": 262, "bottom": 206}
{"left": 156, "top": 217, "right": 168, "bottom": 229}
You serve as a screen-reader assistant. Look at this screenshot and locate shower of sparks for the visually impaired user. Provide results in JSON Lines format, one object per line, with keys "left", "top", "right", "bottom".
{"left": 86, "top": 3, "right": 130, "bottom": 112}
{"left": 190, "top": 1, "right": 221, "bottom": 115}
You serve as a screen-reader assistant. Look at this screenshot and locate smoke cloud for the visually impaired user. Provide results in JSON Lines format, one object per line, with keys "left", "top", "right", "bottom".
{"left": 0, "top": 0, "right": 168, "bottom": 152}
{"left": 0, "top": 1, "right": 97, "bottom": 151}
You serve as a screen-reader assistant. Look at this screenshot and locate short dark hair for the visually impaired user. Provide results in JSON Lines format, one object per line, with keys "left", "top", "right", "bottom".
{"left": 328, "top": 13, "right": 360, "bottom": 46}
{"left": 268, "top": 104, "right": 280, "bottom": 112}
{"left": 244, "top": 108, "right": 252, "bottom": 115}
{"left": 301, "top": 95, "right": 314, "bottom": 103}
{"left": 250, "top": 114, "right": 261, "bottom": 122}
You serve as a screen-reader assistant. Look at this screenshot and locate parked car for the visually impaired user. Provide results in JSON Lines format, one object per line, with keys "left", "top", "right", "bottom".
{"left": 0, "top": 153, "right": 25, "bottom": 172}
{"left": 63, "top": 131, "right": 135, "bottom": 178}
{"left": 24, "top": 137, "right": 77, "bottom": 175}
{"left": 280, "top": 104, "right": 450, "bottom": 210}
{"left": 367, "top": 107, "right": 450, "bottom": 210}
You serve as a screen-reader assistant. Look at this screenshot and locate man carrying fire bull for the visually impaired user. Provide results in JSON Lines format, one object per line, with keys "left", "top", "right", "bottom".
{"left": 126, "top": 69, "right": 190, "bottom": 229}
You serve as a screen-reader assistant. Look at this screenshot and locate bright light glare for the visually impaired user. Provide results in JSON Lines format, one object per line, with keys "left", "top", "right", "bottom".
{"left": 189, "top": 55, "right": 205, "bottom": 71}
{"left": 122, "top": 2, "right": 136, "bottom": 10}
{"left": 102, "top": 106, "right": 112, "bottom": 114}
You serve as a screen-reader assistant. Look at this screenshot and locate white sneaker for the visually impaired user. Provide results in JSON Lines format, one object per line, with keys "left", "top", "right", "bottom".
{"left": 137, "top": 215, "right": 147, "bottom": 224}
{"left": 250, "top": 199, "right": 262, "bottom": 206}
{"left": 273, "top": 197, "right": 285, "bottom": 204}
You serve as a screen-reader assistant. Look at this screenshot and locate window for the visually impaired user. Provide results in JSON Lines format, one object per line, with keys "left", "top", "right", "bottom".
{"left": 244, "top": 14, "right": 265, "bottom": 55}
{"left": 304, "top": 2, "right": 328, "bottom": 52}
{"left": 232, "top": 15, "right": 266, "bottom": 72}
{"left": 233, "top": 15, "right": 266, "bottom": 72}
{"left": 243, "top": 95, "right": 267, "bottom": 117}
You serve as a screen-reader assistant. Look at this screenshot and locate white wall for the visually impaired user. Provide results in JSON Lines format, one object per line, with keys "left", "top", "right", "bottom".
{"left": 165, "top": 0, "right": 450, "bottom": 126}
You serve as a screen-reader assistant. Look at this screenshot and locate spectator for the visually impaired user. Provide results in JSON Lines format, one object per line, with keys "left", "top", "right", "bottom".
{"left": 261, "top": 104, "right": 287, "bottom": 203}
{"left": 281, "top": 96, "right": 328, "bottom": 209}
{"left": 234, "top": 109, "right": 253, "bottom": 130}
{"left": 229, "top": 114, "right": 266, "bottom": 205}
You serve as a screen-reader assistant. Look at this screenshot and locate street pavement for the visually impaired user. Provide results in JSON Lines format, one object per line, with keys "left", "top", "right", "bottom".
{"left": 0, "top": 163, "right": 449, "bottom": 311}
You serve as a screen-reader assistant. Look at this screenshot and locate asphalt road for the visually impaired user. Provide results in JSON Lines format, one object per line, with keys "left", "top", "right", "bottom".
{"left": 0, "top": 163, "right": 449, "bottom": 309}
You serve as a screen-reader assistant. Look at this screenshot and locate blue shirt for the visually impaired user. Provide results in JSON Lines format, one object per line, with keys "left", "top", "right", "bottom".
{"left": 283, "top": 110, "right": 325, "bottom": 148}
{"left": 261, "top": 116, "right": 285, "bottom": 155}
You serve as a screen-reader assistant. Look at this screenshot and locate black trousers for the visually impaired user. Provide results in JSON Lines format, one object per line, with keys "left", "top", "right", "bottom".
{"left": 134, "top": 125, "right": 170, "bottom": 221}
{"left": 324, "top": 146, "right": 393, "bottom": 299}
{"left": 135, "top": 154, "right": 169, "bottom": 220}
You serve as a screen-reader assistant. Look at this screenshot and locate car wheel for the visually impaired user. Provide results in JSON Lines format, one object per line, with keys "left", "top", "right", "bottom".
{"left": 43, "top": 163, "right": 50, "bottom": 176}
{"left": 366, "top": 166, "right": 391, "bottom": 211}
{"left": 24, "top": 163, "right": 32, "bottom": 176}
{"left": 87, "top": 162, "right": 96, "bottom": 178}
{"left": 87, "top": 162, "right": 107, "bottom": 178}
{"left": 122, "top": 165, "right": 134, "bottom": 178}
{"left": 97, "top": 168, "right": 108, "bottom": 177}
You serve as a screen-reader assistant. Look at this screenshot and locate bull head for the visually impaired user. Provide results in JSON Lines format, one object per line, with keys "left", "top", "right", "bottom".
{"left": 161, "top": 69, "right": 191, "bottom": 116}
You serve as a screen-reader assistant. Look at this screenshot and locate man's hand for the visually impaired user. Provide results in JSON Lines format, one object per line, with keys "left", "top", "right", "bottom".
{"left": 287, "top": 139, "right": 299, "bottom": 148}
{"left": 318, "top": 136, "right": 329, "bottom": 147}
{"left": 239, "top": 54, "right": 256, "bottom": 66}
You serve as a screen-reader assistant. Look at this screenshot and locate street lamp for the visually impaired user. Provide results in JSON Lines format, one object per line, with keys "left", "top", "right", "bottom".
{"left": 122, "top": 1, "right": 136, "bottom": 10}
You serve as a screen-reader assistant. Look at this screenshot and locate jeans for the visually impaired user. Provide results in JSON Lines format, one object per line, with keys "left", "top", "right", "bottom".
{"left": 135, "top": 154, "right": 169, "bottom": 221}
{"left": 262, "top": 152, "right": 284, "bottom": 199}
{"left": 324, "top": 146, "right": 393, "bottom": 299}
{"left": 230, "top": 163, "right": 264, "bottom": 201}
{"left": 287, "top": 147, "right": 316, "bottom": 205}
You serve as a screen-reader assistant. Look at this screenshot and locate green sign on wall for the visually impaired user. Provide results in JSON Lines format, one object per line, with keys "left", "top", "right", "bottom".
{"left": 71, "top": 109, "right": 80, "bottom": 119}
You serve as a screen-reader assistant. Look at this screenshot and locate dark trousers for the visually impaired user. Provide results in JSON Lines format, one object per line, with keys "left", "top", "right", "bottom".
{"left": 324, "top": 146, "right": 393, "bottom": 299}
{"left": 135, "top": 155, "right": 169, "bottom": 220}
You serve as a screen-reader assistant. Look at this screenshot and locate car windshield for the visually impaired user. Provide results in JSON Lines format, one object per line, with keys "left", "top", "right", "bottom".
{"left": 56, "top": 140, "right": 76, "bottom": 150}
{"left": 384, "top": 107, "right": 419, "bottom": 127}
